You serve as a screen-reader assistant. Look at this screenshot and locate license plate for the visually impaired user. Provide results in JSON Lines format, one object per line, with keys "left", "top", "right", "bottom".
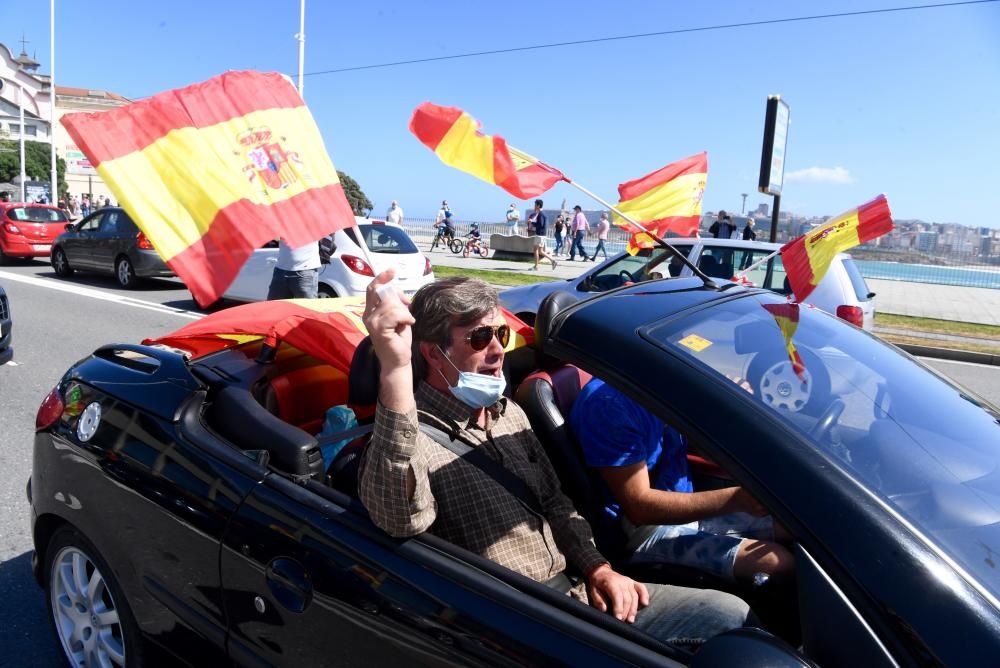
{"left": 32, "top": 244, "right": 51, "bottom": 252}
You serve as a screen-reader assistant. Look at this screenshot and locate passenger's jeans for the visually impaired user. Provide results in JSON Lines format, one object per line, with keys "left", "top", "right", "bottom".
{"left": 591, "top": 239, "right": 607, "bottom": 260}
{"left": 554, "top": 231, "right": 564, "bottom": 254}
{"left": 628, "top": 513, "right": 775, "bottom": 582}
{"left": 632, "top": 582, "right": 752, "bottom": 646}
{"left": 569, "top": 230, "right": 587, "bottom": 259}
{"left": 267, "top": 267, "right": 319, "bottom": 299}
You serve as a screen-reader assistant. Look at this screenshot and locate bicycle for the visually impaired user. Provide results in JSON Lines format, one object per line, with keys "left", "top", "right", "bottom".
{"left": 461, "top": 235, "right": 490, "bottom": 258}
{"left": 430, "top": 224, "right": 456, "bottom": 252}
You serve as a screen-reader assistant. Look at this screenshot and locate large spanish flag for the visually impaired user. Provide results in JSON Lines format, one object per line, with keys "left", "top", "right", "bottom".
{"left": 614, "top": 152, "right": 708, "bottom": 254}
{"left": 762, "top": 303, "right": 806, "bottom": 381}
{"left": 781, "top": 194, "right": 893, "bottom": 303}
{"left": 409, "top": 102, "right": 567, "bottom": 199}
{"left": 61, "top": 71, "right": 356, "bottom": 307}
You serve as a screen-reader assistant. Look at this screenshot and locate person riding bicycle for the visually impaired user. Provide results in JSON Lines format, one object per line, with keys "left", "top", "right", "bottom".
{"left": 464, "top": 222, "right": 485, "bottom": 256}
{"left": 430, "top": 208, "right": 457, "bottom": 251}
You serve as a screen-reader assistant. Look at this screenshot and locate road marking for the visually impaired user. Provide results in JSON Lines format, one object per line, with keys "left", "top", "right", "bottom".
{"left": 0, "top": 270, "right": 203, "bottom": 320}
{"left": 3, "top": 360, "right": 17, "bottom": 366}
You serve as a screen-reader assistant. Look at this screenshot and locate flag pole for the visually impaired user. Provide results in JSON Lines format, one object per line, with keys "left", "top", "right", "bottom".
{"left": 562, "top": 178, "right": 716, "bottom": 285}
{"left": 50, "top": 0, "right": 57, "bottom": 204}
{"left": 734, "top": 248, "right": 780, "bottom": 278}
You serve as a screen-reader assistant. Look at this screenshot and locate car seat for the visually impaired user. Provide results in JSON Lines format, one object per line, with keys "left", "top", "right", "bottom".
{"left": 514, "top": 291, "right": 628, "bottom": 559}
{"left": 699, "top": 255, "right": 721, "bottom": 278}
{"left": 326, "top": 337, "right": 381, "bottom": 496}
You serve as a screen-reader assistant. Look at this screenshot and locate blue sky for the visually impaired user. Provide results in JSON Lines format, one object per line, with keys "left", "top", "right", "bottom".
{"left": 4, "top": 0, "right": 999, "bottom": 226}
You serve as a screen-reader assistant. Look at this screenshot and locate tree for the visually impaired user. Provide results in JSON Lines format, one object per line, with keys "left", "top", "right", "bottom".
{"left": 337, "top": 170, "right": 372, "bottom": 216}
{"left": 0, "top": 140, "right": 67, "bottom": 198}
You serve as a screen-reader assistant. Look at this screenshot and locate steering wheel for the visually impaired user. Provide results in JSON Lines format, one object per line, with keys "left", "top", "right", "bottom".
{"left": 618, "top": 270, "right": 634, "bottom": 285}
{"left": 809, "top": 398, "right": 846, "bottom": 442}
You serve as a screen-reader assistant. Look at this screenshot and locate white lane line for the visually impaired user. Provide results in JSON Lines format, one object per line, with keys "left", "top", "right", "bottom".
{"left": 0, "top": 270, "right": 204, "bottom": 320}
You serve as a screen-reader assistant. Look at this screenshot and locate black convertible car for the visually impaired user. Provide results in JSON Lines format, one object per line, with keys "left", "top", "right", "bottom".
{"left": 29, "top": 279, "right": 1000, "bottom": 666}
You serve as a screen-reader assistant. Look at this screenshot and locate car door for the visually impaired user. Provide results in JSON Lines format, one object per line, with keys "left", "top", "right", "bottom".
{"left": 93, "top": 210, "right": 125, "bottom": 273}
{"left": 63, "top": 212, "right": 104, "bottom": 269}
{"left": 220, "top": 477, "right": 689, "bottom": 667}
{"left": 225, "top": 246, "right": 278, "bottom": 302}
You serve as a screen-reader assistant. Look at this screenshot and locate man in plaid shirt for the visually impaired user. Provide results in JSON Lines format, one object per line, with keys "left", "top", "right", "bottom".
{"left": 359, "top": 272, "right": 751, "bottom": 645}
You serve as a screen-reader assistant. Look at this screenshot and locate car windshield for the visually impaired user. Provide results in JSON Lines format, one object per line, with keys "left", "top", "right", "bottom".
{"left": 345, "top": 224, "right": 417, "bottom": 254}
{"left": 7, "top": 207, "right": 68, "bottom": 223}
{"left": 647, "top": 292, "right": 1000, "bottom": 599}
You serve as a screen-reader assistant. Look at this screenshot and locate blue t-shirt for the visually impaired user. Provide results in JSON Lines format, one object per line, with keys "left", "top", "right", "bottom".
{"left": 570, "top": 378, "right": 693, "bottom": 521}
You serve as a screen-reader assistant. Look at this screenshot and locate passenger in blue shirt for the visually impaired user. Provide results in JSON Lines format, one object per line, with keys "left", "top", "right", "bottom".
{"left": 570, "top": 378, "right": 794, "bottom": 584}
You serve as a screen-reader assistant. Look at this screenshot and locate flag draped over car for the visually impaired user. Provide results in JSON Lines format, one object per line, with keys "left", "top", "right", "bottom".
{"left": 762, "top": 302, "right": 806, "bottom": 381}
{"left": 144, "top": 297, "right": 535, "bottom": 372}
{"left": 409, "top": 102, "right": 568, "bottom": 199}
{"left": 781, "top": 194, "right": 893, "bottom": 302}
{"left": 61, "top": 71, "right": 357, "bottom": 307}
{"left": 613, "top": 152, "right": 708, "bottom": 254}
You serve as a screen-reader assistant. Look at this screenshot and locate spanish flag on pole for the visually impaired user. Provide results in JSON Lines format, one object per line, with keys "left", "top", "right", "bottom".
{"left": 61, "top": 71, "right": 357, "bottom": 307}
{"left": 762, "top": 303, "right": 806, "bottom": 381}
{"left": 409, "top": 102, "right": 568, "bottom": 199}
{"left": 613, "top": 152, "right": 708, "bottom": 255}
{"left": 781, "top": 194, "right": 893, "bottom": 303}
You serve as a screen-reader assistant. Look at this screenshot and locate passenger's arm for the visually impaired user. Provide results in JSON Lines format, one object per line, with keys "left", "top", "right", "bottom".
{"left": 358, "top": 270, "right": 436, "bottom": 536}
{"left": 598, "top": 462, "right": 764, "bottom": 526}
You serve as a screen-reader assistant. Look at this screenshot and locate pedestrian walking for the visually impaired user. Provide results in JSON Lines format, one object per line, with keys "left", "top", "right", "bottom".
{"left": 742, "top": 217, "right": 757, "bottom": 241}
{"left": 553, "top": 214, "right": 566, "bottom": 256}
{"left": 385, "top": 200, "right": 404, "bottom": 226}
{"left": 526, "top": 199, "right": 557, "bottom": 270}
{"left": 590, "top": 212, "right": 610, "bottom": 261}
{"left": 505, "top": 203, "right": 521, "bottom": 235}
{"left": 568, "top": 205, "right": 591, "bottom": 261}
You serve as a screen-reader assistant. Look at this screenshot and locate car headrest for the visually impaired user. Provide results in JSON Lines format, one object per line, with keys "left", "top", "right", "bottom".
{"left": 534, "top": 291, "right": 578, "bottom": 369}
{"left": 348, "top": 336, "right": 381, "bottom": 409}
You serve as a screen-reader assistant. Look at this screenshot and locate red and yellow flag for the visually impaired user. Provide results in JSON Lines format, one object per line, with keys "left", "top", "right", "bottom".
{"left": 781, "top": 194, "right": 893, "bottom": 302}
{"left": 762, "top": 303, "right": 806, "bottom": 380}
{"left": 409, "top": 102, "right": 567, "bottom": 199}
{"left": 613, "top": 152, "right": 708, "bottom": 255}
{"left": 61, "top": 71, "right": 356, "bottom": 307}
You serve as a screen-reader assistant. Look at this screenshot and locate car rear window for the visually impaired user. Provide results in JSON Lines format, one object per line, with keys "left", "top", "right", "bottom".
{"left": 647, "top": 292, "right": 1000, "bottom": 600}
{"left": 841, "top": 258, "right": 872, "bottom": 301}
{"left": 345, "top": 224, "right": 418, "bottom": 254}
{"left": 6, "top": 207, "right": 68, "bottom": 223}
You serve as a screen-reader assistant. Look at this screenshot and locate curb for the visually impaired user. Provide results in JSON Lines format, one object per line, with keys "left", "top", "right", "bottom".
{"left": 894, "top": 343, "right": 1000, "bottom": 367}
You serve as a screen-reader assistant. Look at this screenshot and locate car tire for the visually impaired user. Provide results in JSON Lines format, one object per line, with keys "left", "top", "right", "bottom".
{"left": 44, "top": 524, "right": 145, "bottom": 668}
{"left": 115, "top": 256, "right": 139, "bottom": 289}
{"left": 318, "top": 285, "right": 337, "bottom": 298}
{"left": 52, "top": 248, "right": 74, "bottom": 277}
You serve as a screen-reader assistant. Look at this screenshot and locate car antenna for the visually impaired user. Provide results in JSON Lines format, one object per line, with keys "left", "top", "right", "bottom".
{"left": 563, "top": 179, "right": 719, "bottom": 289}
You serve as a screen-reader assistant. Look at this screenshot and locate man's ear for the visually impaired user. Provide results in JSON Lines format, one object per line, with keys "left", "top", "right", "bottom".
{"left": 418, "top": 340, "right": 443, "bottom": 372}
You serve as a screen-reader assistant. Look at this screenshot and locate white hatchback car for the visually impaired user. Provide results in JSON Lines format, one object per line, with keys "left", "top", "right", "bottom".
{"left": 500, "top": 238, "right": 876, "bottom": 331}
{"left": 223, "top": 219, "right": 434, "bottom": 303}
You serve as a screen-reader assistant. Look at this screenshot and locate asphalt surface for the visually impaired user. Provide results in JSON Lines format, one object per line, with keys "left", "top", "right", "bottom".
{"left": 1, "top": 259, "right": 999, "bottom": 666}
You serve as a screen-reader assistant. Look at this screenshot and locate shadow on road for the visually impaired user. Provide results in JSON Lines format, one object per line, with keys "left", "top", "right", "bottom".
{"left": 0, "top": 550, "right": 61, "bottom": 666}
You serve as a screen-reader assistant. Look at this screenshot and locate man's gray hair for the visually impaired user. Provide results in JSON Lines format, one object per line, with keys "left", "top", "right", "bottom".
{"left": 409, "top": 277, "right": 499, "bottom": 377}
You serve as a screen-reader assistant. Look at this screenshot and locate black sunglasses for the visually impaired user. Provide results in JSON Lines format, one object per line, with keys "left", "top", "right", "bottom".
{"left": 464, "top": 324, "right": 510, "bottom": 351}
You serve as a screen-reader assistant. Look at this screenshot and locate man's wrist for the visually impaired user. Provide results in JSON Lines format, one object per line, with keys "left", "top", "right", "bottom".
{"left": 586, "top": 562, "right": 612, "bottom": 579}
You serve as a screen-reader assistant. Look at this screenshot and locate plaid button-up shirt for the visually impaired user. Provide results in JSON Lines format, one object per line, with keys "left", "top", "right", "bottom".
{"left": 359, "top": 382, "right": 607, "bottom": 602}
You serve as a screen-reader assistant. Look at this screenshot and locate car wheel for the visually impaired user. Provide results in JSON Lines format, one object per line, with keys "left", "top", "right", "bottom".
{"left": 115, "top": 256, "right": 138, "bottom": 289}
{"left": 52, "top": 248, "right": 74, "bottom": 277}
{"left": 0, "top": 246, "right": 10, "bottom": 266}
{"left": 317, "top": 285, "right": 337, "bottom": 298}
{"left": 45, "top": 524, "right": 144, "bottom": 668}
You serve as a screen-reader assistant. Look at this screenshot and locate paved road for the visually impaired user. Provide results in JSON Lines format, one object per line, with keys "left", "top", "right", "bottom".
{"left": 1, "top": 259, "right": 998, "bottom": 666}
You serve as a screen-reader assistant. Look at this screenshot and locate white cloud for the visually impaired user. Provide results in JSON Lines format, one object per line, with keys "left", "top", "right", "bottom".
{"left": 785, "top": 166, "right": 854, "bottom": 184}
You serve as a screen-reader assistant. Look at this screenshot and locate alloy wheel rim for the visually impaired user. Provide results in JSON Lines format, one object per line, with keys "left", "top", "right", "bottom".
{"left": 54, "top": 251, "right": 66, "bottom": 273}
{"left": 117, "top": 261, "right": 131, "bottom": 286}
{"left": 50, "top": 546, "right": 126, "bottom": 667}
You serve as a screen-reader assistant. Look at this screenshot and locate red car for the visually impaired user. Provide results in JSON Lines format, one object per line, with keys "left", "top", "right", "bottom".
{"left": 0, "top": 203, "right": 71, "bottom": 264}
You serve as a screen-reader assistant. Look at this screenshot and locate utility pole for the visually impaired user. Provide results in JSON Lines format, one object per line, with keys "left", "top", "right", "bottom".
{"left": 296, "top": 0, "right": 306, "bottom": 97}
{"left": 741, "top": 193, "right": 748, "bottom": 215}
{"left": 50, "top": 0, "right": 57, "bottom": 203}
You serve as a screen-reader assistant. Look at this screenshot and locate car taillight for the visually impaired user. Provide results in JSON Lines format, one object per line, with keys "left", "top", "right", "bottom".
{"left": 4, "top": 223, "right": 21, "bottom": 234}
{"left": 836, "top": 305, "right": 864, "bottom": 328}
{"left": 423, "top": 257, "right": 433, "bottom": 276}
{"left": 36, "top": 386, "right": 65, "bottom": 431}
{"left": 342, "top": 254, "right": 374, "bottom": 277}
{"left": 136, "top": 230, "right": 154, "bottom": 250}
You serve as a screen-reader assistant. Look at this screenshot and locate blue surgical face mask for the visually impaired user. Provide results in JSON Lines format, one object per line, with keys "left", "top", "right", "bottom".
{"left": 436, "top": 346, "right": 506, "bottom": 408}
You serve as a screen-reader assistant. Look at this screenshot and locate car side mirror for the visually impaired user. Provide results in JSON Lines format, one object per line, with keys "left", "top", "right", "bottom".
{"left": 691, "top": 628, "right": 809, "bottom": 667}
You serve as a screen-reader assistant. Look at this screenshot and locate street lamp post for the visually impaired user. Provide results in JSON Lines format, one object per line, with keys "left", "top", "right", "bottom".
{"left": 741, "top": 193, "right": 748, "bottom": 215}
